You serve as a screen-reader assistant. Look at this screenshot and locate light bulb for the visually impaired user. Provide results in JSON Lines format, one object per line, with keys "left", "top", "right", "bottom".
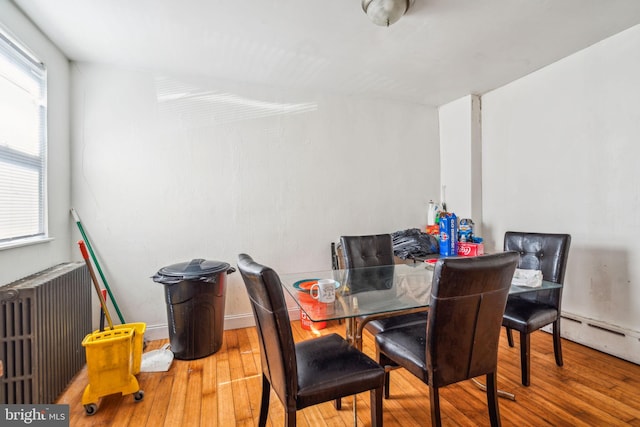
{"left": 362, "top": 0, "right": 409, "bottom": 27}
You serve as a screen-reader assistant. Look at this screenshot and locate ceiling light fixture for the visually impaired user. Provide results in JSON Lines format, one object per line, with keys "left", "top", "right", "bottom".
{"left": 362, "top": 0, "right": 414, "bottom": 27}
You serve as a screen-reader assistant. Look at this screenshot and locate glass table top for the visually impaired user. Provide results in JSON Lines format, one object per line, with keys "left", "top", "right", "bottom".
{"left": 279, "top": 262, "right": 561, "bottom": 322}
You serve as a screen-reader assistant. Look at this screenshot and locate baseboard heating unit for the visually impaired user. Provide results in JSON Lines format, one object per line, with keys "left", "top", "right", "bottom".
{"left": 0, "top": 262, "right": 92, "bottom": 404}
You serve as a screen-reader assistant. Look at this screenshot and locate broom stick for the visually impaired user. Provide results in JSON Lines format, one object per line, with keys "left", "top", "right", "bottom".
{"left": 71, "top": 208, "right": 125, "bottom": 324}
{"left": 78, "top": 240, "right": 114, "bottom": 330}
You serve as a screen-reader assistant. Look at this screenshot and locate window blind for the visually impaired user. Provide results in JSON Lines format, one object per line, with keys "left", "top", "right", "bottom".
{"left": 0, "top": 30, "right": 47, "bottom": 245}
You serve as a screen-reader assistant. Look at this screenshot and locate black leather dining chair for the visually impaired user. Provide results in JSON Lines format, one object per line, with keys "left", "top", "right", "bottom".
{"left": 237, "top": 254, "right": 385, "bottom": 427}
{"left": 340, "top": 234, "right": 429, "bottom": 397}
{"left": 502, "top": 231, "right": 571, "bottom": 386}
{"left": 340, "top": 234, "right": 429, "bottom": 331}
{"left": 375, "top": 252, "right": 519, "bottom": 427}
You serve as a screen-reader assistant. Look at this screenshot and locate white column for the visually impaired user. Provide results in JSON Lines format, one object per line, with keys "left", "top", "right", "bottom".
{"left": 438, "top": 94, "right": 483, "bottom": 236}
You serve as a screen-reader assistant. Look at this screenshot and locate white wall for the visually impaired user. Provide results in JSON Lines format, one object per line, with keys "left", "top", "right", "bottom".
{"left": 0, "top": 1, "right": 71, "bottom": 285}
{"left": 482, "top": 24, "right": 640, "bottom": 361}
{"left": 70, "top": 63, "right": 440, "bottom": 337}
{"left": 439, "top": 95, "right": 483, "bottom": 234}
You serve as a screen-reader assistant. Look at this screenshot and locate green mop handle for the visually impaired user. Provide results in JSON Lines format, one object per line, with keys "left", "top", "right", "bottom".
{"left": 71, "top": 208, "right": 126, "bottom": 324}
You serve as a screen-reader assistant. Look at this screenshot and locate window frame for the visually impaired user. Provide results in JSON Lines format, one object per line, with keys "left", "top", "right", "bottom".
{"left": 0, "top": 28, "right": 48, "bottom": 250}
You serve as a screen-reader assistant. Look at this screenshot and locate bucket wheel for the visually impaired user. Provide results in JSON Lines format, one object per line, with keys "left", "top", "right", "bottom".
{"left": 133, "top": 390, "right": 145, "bottom": 402}
{"left": 84, "top": 403, "right": 98, "bottom": 416}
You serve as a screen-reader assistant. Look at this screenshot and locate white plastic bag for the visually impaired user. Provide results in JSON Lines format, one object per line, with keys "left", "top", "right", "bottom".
{"left": 140, "top": 343, "right": 174, "bottom": 372}
{"left": 511, "top": 269, "right": 543, "bottom": 288}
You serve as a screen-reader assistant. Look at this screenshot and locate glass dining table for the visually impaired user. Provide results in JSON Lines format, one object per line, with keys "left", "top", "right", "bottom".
{"left": 280, "top": 261, "right": 562, "bottom": 424}
{"left": 280, "top": 261, "right": 561, "bottom": 350}
{"left": 280, "top": 262, "right": 431, "bottom": 348}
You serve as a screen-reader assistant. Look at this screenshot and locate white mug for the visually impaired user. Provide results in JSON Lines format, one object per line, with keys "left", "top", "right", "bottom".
{"left": 310, "top": 279, "right": 337, "bottom": 303}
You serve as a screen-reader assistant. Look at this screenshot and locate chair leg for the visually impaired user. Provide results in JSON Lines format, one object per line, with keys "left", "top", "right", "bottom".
{"left": 486, "top": 372, "right": 502, "bottom": 427}
{"left": 258, "top": 374, "right": 270, "bottom": 427}
{"left": 506, "top": 326, "right": 514, "bottom": 347}
{"left": 429, "top": 385, "right": 442, "bottom": 427}
{"left": 370, "top": 386, "right": 383, "bottom": 427}
{"left": 553, "top": 319, "right": 563, "bottom": 366}
{"left": 519, "top": 331, "right": 531, "bottom": 386}
{"left": 384, "top": 370, "right": 391, "bottom": 399}
{"left": 378, "top": 352, "right": 394, "bottom": 399}
{"left": 284, "top": 409, "right": 296, "bottom": 427}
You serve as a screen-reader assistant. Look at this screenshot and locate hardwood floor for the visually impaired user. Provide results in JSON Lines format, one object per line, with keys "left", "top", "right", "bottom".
{"left": 57, "top": 321, "right": 640, "bottom": 426}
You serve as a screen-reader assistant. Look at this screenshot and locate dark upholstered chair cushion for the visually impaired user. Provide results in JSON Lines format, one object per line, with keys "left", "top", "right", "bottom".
{"left": 295, "top": 333, "right": 385, "bottom": 408}
{"left": 363, "top": 311, "right": 428, "bottom": 335}
{"left": 374, "top": 323, "right": 427, "bottom": 381}
{"left": 502, "top": 299, "right": 558, "bottom": 333}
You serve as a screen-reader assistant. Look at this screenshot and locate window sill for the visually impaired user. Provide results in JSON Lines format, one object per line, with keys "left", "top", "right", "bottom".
{"left": 0, "top": 236, "right": 54, "bottom": 251}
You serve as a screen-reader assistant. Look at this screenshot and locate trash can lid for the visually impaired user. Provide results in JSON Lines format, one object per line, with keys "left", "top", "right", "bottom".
{"left": 156, "top": 258, "right": 230, "bottom": 280}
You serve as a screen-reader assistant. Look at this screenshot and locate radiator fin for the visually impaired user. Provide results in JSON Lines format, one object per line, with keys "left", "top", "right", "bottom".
{"left": 1, "top": 262, "right": 92, "bottom": 404}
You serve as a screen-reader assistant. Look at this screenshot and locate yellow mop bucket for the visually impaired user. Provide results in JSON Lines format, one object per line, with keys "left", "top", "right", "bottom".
{"left": 76, "top": 241, "right": 146, "bottom": 415}
{"left": 93, "top": 322, "right": 146, "bottom": 375}
{"left": 81, "top": 327, "right": 144, "bottom": 415}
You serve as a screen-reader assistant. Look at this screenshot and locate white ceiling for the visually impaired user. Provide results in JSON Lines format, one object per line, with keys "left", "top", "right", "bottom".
{"left": 12, "top": 0, "right": 640, "bottom": 106}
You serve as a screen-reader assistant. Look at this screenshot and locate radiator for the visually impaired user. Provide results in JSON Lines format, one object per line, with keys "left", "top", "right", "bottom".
{"left": 0, "top": 262, "right": 92, "bottom": 404}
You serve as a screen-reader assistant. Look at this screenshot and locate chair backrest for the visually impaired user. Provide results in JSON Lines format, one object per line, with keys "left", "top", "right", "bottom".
{"left": 340, "top": 234, "right": 395, "bottom": 293}
{"left": 340, "top": 234, "right": 394, "bottom": 268}
{"left": 427, "top": 252, "right": 519, "bottom": 388}
{"left": 237, "top": 254, "right": 297, "bottom": 407}
{"left": 503, "top": 231, "right": 571, "bottom": 307}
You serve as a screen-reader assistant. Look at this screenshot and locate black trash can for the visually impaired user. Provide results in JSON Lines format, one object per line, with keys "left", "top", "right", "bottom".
{"left": 153, "top": 258, "right": 235, "bottom": 360}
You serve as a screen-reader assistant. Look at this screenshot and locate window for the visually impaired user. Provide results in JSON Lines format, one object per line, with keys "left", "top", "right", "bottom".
{"left": 0, "top": 29, "right": 47, "bottom": 247}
